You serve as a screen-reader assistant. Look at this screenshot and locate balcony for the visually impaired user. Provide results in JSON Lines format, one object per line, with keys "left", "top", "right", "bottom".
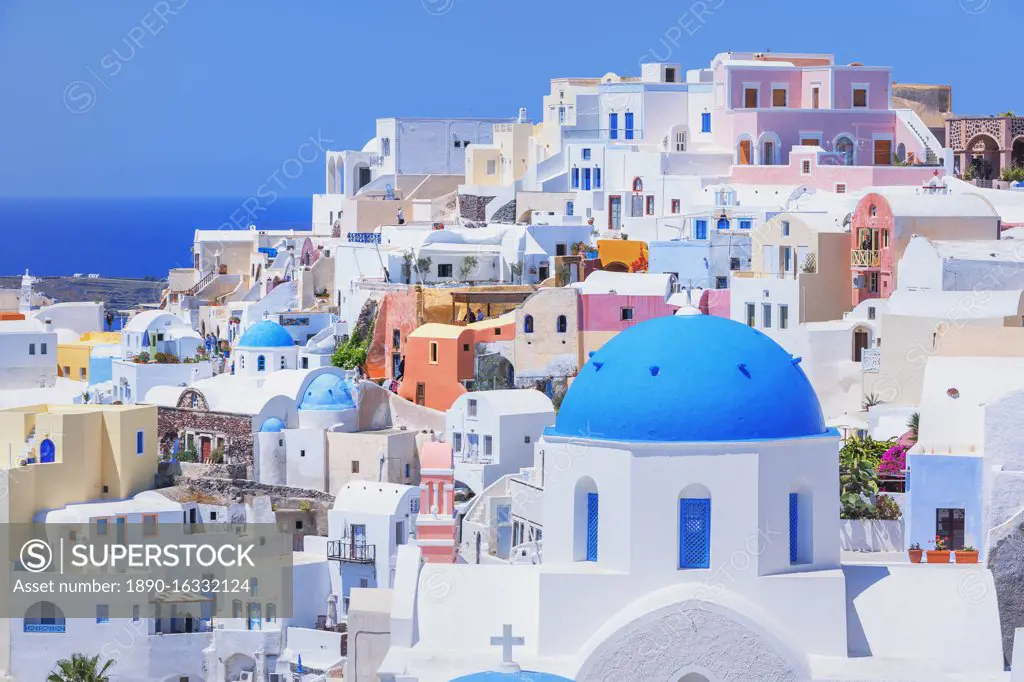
{"left": 851, "top": 250, "right": 880, "bottom": 268}
{"left": 327, "top": 541, "right": 376, "bottom": 564}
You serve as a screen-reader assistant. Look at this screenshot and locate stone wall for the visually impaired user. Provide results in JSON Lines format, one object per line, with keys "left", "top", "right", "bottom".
{"left": 459, "top": 194, "right": 496, "bottom": 222}
{"left": 157, "top": 406, "right": 253, "bottom": 467}
{"left": 490, "top": 199, "right": 517, "bottom": 224}
{"left": 990, "top": 516, "right": 1024, "bottom": 664}
{"left": 178, "top": 462, "right": 247, "bottom": 480}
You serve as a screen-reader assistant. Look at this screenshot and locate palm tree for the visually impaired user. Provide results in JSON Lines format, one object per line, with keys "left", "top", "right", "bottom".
{"left": 906, "top": 412, "right": 920, "bottom": 443}
{"left": 47, "top": 654, "right": 114, "bottom": 682}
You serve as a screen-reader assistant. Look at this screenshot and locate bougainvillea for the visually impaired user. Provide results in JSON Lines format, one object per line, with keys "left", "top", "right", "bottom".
{"left": 878, "top": 443, "right": 908, "bottom": 475}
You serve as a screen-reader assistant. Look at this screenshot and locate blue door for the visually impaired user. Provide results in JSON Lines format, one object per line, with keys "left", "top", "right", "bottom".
{"left": 608, "top": 113, "right": 618, "bottom": 139}
{"left": 583, "top": 168, "right": 591, "bottom": 190}
{"left": 701, "top": 112, "right": 712, "bottom": 133}
{"left": 679, "top": 498, "right": 711, "bottom": 568}
{"left": 624, "top": 113, "right": 634, "bottom": 140}
{"left": 565, "top": 201, "right": 574, "bottom": 216}
{"left": 496, "top": 504, "right": 512, "bottom": 559}
{"left": 586, "top": 493, "right": 599, "bottom": 561}
{"left": 695, "top": 219, "right": 708, "bottom": 240}
{"left": 39, "top": 439, "right": 55, "bottom": 464}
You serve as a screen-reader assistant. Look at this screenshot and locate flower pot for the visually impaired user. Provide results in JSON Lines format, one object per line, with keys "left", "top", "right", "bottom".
{"left": 908, "top": 549, "right": 923, "bottom": 564}
{"left": 955, "top": 550, "right": 979, "bottom": 564}
{"left": 926, "top": 550, "right": 951, "bottom": 564}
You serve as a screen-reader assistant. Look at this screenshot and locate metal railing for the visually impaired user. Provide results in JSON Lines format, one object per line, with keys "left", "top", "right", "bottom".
{"left": 327, "top": 541, "right": 376, "bottom": 563}
{"left": 563, "top": 128, "right": 644, "bottom": 141}
{"left": 851, "top": 250, "right": 880, "bottom": 268}
{"left": 24, "top": 623, "right": 66, "bottom": 633}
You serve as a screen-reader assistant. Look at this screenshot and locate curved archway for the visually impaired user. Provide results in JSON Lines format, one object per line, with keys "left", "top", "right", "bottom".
{"left": 632, "top": 177, "right": 644, "bottom": 192}
{"left": 574, "top": 476, "right": 599, "bottom": 562}
{"left": 603, "top": 261, "right": 630, "bottom": 273}
{"left": 965, "top": 133, "right": 1000, "bottom": 180}
{"left": 575, "top": 598, "right": 806, "bottom": 682}
{"left": 833, "top": 135, "right": 856, "bottom": 166}
{"left": 39, "top": 438, "right": 56, "bottom": 464}
{"left": 24, "top": 600, "right": 65, "bottom": 632}
{"left": 224, "top": 654, "right": 255, "bottom": 681}
{"left": 735, "top": 136, "right": 753, "bottom": 166}
{"left": 523, "top": 314, "right": 534, "bottom": 334}
{"left": 1013, "top": 136, "right": 1024, "bottom": 170}
{"left": 756, "top": 132, "right": 782, "bottom": 166}
{"left": 895, "top": 143, "right": 907, "bottom": 163}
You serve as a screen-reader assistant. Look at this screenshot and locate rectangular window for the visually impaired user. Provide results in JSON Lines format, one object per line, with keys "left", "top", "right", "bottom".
{"left": 396, "top": 521, "right": 406, "bottom": 546}
{"left": 811, "top": 86, "right": 820, "bottom": 109}
{"left": 868, "top": 306, "right": 876, "bottom": 321}
{"left": 96, "top": 604, "right": 110, "bottom": 624}
{"left": 556, "top": 243, "right": 567, "bottom": 256}
{"left": 624, "top": 112, "right": 634, "bottom": 140}
{"left": 565, "top": 200, "right": 574, "bottom": 216}
{"left": 772, "top": 87, "right": 788, "bottom": 108}
{"left": 486, "top": 160, "right": 497, "bottom": 176}
{"left": 594, "top": 166, "right": 602, "bottom": 188}
{"left": 779, "top": 305, "right": 789, "bottom": 330}
{"left": 79, "top": 367, "right": 86, "bottom": 380}
{"left": 392, "top": 329, "right": 401, "bottom": 349}
{"left": 739, "top": 219, "right": 752, "bottom": 230}
{"left": 411, "top": 498, "right": 420, "bottom": 514}
{"left": 835, "top": 183, "right": 847, "bottom": 194}
{"left": 679, "top": 498, "right": 711, "bottom": 569}
{"left": 608, "top": 112, "right": 618, "bottom": 139}
{"left": 583, "top": 167, "right": 591, "bottom": 191}
{"left": 694, "top": 219, "right": 708, "bottom": 240}
{"left": 730, "top": 257, "right": 741, "bottom": 271}
{"left": 782, "top": 220, "right": 790, "bottom": 237}
{"left": 716, "top": 276, "right": 729, "bottom": 289}
{"left": 936, "top": 508, "right": 966, "bottom": 551}
{"left": 132, "top": 605, "right": 140, "bottom": 623}
{"left": 41, "top": 343, "right": 47, "bottom": 355}
{"left": 671, "top": 199, "right": 681, "bottom": 213}
{"left": 744, "top": 87, "right": 759, "bottom": 109}
{"left": 28, "top": 343, "right": 35, "bottom": 355}
{"left": 405, "top": 463, "right": 410, "bottom": 479}
{"left": 136, "top": 430, "right": 144, "bottom": 455}
{"left": 524, "top": 435, "right": 531, "bottom": 443}
{"left": 675, "top": 131, "right": 686, "bottom": 151}
{"left": 665, "top": 67, "right": 677, "bottom": 82}
{"left": 453, "top": 432, "right": 462, "bottom": 451}
{"left": 582, "top": 148, "right": 591, "bottom": 160}
{"left": 558, "top": 106, "right": 565, "bottom": 124}
{"left": 853, "top": 87, "right": 868, "bottom": 108}
{"left": 586, "top": 492, "right": 599, "bottom": 561}
{"left": 351, "top": 460, "right": 360, "bottom": 473}
{"left": 468, "top": 399, "right": 477, "bottom": 417}
{"left": 701, "top": 112, "right": 711, "bottom": 133}
{"left": 762, "top": 304, "right": 772, "bottom": 329}
{"left": 745, "top": 303, "right": 756, "bottom": 327}
{"left": 789, "top": 493, "right": 799, "bottom": 564}
{"left": 801, "top": 160, "right": 811, "bottom": 174}
{"left": 143, "top": 514, "right": 158, "bottom": 537}
{"left": 484, "top": 435, "right": 493, "bottom": 456}
{"left": 571, "top": 167, "right": 579, "bottom": 189}
{"left": 620, "top": 308, "right": 634, "bottom": 321}
{"left": 869, "top": 272, "right": 879, "bottom": 293}
{"left": 646, "top": 195, "right": 655, "bottom": 215}
{"left": 437, "top": 263, "right": 453, "bottom": 278}
{"left": 429, "top": 342, "right": 438, "bottom": 364}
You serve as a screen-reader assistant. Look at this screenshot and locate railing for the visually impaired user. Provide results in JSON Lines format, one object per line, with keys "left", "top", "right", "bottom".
{"left": 315, "top": 614, "right": 346, "bottom": 633}
{"left": 563, "top": 128, "right": 644, "bottom": 141}
{"left": 347, "top": 232, "right": 382, "bottom": 244}
{"left": 851, "top": 250, "right": 880, "bottom": 268}
{"left": 24, "top": 623, "right": 66, "bottom": 633}
{"left": 183, "top": 270, "right": 216, "bottom": 297}
{"left": 327, "top": 541, "right": 376, "bottom": 563}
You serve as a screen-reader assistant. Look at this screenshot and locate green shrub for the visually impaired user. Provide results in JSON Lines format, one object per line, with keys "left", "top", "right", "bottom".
{"left": 874, "top": 494, "right": 903, "bottom": 521}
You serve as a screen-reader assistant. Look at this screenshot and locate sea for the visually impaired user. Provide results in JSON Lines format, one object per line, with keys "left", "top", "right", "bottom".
{"left": 0, "top": 197, "right": 312, "bottom": 279}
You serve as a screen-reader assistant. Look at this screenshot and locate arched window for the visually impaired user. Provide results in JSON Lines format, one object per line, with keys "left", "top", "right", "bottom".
{"left": 257, "top": 355, "right": 266, "bottom": 372}
{"left": 834, "top": 136, "right": 855, "bottom": 166}
{"left": 523, "top": 315, "right": 534, "bottom": 334}
{"left": 556, "top": 315, "right": 567, "bottom": 333}
{"left": 679, "top": 484, "right": 711, "bottom": 569}
{"left": 717, "top": 216, "right": 730, "bottom": 231}
{"left": 869, "top": 204, "right": 877, "bottom": 217}
{"left": 632, "top": 177, "right": 643, "bottom": 192}
{"left": 39, "top": 439, "right": 56, "bottom": 464}
{"left": 574, "top": 477, "right": 599, "bottom": 562}
{"left": 24, "top": 601, "right": 66, "bottom": 633}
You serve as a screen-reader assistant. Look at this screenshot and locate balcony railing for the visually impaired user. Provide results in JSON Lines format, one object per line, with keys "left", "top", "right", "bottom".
{"left": 563, "top": 128, "right": 644, "bottom": 141}
{"left": 327, "top": 541, "right": 376, "bottom": 564}
{"left": 851, "top": 250, "right": 880, "bottom": 268}
{"left": 24, "top": 623, "right": 66, "bottom": 633}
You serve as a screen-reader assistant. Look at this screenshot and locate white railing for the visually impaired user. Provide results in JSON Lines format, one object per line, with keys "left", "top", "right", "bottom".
{"left": 896, "top": 109, "right": 943, "bottom": 164}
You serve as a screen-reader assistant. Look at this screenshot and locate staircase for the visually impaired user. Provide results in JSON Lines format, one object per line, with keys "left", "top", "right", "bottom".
{"left": 897, "top": 110, "right": 941, "bottom": 165}
{"left": 22, "top": 427, "right": 38, "bottom": 461}
{"left": 184, "top": 270, "right": 216, "bottom": 296}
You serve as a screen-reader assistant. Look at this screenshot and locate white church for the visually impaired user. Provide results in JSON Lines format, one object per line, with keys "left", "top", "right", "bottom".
{"left": 372, "top": 314, "right": 1004, "bottom": 682}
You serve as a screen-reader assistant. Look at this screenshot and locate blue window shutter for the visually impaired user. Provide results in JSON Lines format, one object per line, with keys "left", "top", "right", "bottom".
{"left": 624, "top": 112, "right": 634, "bottom": 140}
{"left": 609, "top": 113, "right": 618, "bottom": 139}
{"left": 571, "top": 167, "right": 579, "bottom": 189}
{"left": 583, "top": 148, "right": 591, "bottom": 160}
{"left": 740, "top": 219, "right": 752, "bottom": 230}
{"left": 594, "top": 167, "right": 602, "bottom": 188}
{"left": 583, "top": 168, "right": 591, "bottom": 191}
{"left": 679, "top": 498, "right": 711, "bottom": 568}
{"left": 695, "top": 219, "right": 708, "bottom": 240}
{"left": 702, "top": 112, "right": 711, "bottom": 133}
{"left": 136, "top": 430, "right": 144, "bottom": 455}
{"left": 566, "top": 201, "right": 574, "bottom": 216}
{"left": 586, "top": 492, "right": 599, "bottom": 561}
{"left": 789, "top": 493, "right": 799, "bottom": 564}
{"left": 717, "top": 217, "right": 730, "bottom": 231}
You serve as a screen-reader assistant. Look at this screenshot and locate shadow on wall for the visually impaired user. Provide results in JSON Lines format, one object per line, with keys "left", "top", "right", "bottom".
{"left": 842, "top": 564, "right": 891, "bottom": 657}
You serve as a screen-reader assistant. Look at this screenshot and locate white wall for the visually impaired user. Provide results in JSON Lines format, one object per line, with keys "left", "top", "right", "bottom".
{"left": 0, "top": 331, "right": 56, "bottom": 389}
{"left": 113, "top": 360, "right": 213, "bottom": 404}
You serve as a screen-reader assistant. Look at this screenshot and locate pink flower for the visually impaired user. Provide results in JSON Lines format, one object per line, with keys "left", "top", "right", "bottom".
{"left": 878, "top": 444, "right": 908, "bottom": 475}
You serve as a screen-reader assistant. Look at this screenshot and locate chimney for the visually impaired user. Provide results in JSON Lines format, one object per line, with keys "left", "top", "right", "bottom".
{"left": 517, "top": 107, "right": 528, "bottom": 124}
{"left": 43, "top": 318, "right": 53, "bottom": 334}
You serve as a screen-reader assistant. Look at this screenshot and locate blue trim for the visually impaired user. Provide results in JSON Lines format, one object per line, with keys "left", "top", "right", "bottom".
{"left": 608, "top": 113, "right": 618, "bottom": 139}
{"left": 594, "top": 167, "right": 602, "bottom": 188}
{"left": 624, "top": 112, "right": 634, "bottom": 140}
{"left": 571, "top": 167, "right": 579, "bottom": 189}
{"left": 586, "top": 493, "right": 599, "bottom": 561}
{"left": 582, "top": 168, "right": 591, "bottom": 191}
{"left": 679, "top": 498, "right": 711, "bottom": 568}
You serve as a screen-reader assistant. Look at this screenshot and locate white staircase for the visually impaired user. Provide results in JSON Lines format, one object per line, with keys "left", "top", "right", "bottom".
{"left": 896, "top": 109, "right": 941, "bottom": 165}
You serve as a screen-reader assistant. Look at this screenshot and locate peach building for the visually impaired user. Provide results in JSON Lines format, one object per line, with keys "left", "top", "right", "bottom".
{"left": 415, "top": 440, "right": 456, "bottom": 564}
{"left": 398, "top": 324, "right": 475, "bottom": 410}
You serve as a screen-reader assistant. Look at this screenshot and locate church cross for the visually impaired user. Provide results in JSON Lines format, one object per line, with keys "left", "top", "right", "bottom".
{"left": 490, "top": 623, "right": 525, "bottom": 670}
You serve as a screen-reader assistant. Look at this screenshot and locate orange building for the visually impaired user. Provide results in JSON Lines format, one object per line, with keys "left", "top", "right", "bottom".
{"left": 596, "top": 239, "right": 649, "bottom": 272}
{"left": 398, "top": 324, "right": 475, "bottom": 410}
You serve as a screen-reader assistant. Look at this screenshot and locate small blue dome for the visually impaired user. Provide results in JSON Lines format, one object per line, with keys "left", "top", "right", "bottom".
{"left": 550, "top": 315, "right": 826, "bottom": 443}
{"left": 450, "top": 672, "right": 573, "bottom": 681}
{"left": 238, "top": 320, "right": 294, "bottom": 348}
{"left": 260, "top": 417, "right": 286, "bottom": 433}
{"left": 299, "top": 374, "right": 356, "bottom": 411}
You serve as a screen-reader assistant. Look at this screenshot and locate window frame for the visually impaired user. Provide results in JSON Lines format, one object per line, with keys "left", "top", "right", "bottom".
{"left": 851, "top": 84, "right": 869, "bottom": 109}
{"left": 620, "top": 307, "right": 635, "bottom": 322}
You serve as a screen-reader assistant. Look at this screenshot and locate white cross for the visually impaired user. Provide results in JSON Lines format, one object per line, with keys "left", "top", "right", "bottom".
{"left": 490, "top": 623, "right": 525, "bottom": 671}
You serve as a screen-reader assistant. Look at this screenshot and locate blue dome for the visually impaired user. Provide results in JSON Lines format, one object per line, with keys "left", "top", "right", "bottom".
{"left": 238, "top": 320, "right": 294, "bottom": 348}
{"left": 450, "top": 672, "right": 573, "bottom": 681}
{"left": 299, "top": 374, "right": 356, "bottom": 411}
{"left": 551, "top": 315, "right": 826, "bottom": 443}
{"left": 259, "top": 417, "right": 286, "bottom": 433}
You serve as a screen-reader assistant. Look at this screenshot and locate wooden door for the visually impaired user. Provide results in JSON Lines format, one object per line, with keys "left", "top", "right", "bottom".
{"left": 853, "top": 331, "right": 869, "bottom": 362}
{"left": 874, "top": 139, "right": 892, "bottom": 166}
{"left": 608, "top": 196, "right": 622, "bottom": 229}
{"left": 415, "top": 382, "right": 425, "bottom": 406}
{"left": 738, "top": 140, "right": 751, "bottom": 165}
{"left": 744, "top": 88, "right": 758, "bottom": 108}
{"left": 201, "top": 438, "right": 211, "bottom": 463}
{"left": 811, "top": 87, "right": 820, "bottom": 109}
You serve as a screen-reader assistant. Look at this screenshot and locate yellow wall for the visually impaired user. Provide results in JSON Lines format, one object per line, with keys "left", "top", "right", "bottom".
{"left": 597, "top": 239, "right": 648, "bottom": 271}
{"left": 57, "top": 333, "right": 121, "bottom": 382}
{"left": 0, "top": 405, "right": 160, "bottom": 525}
{"left": 466, "top": 146, "right": 502, "bottom": 187}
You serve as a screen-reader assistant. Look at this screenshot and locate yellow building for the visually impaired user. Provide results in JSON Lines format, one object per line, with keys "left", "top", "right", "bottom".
{"left": 0, "top": 403, "right": 160, "bottom": 525}
{"left": 597, "top": 238, "right": 649, "bottom": 272}
{"left": 56, "top": 331, "right": 120, "bottom": 383}
{"left": 465, "top": 122, "right": 537, "bottom": 187}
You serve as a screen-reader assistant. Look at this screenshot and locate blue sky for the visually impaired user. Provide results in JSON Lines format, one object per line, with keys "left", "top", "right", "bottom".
{"left": 1, "top": 0, "right": 1020, "bottom": 198}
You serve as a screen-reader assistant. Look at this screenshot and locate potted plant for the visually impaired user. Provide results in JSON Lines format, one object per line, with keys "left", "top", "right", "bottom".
{"left": 955, "top": 545, "right": 979, "bottom": 564}
{"left": 926, "top": 536, "right": 950, "bottom": 564}
{"left": 908, "top": 543, "right": 923, "bottom": 564}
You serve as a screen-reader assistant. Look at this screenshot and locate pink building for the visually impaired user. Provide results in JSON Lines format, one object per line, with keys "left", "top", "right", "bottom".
{"left": 577, "top": 271, "right": 678, "bottom": 360}
{"left": 709, "top": 52, "right": 947, "bottom": 191}
{"left": 415, "top": 440, "right": 457, "bottom": 564}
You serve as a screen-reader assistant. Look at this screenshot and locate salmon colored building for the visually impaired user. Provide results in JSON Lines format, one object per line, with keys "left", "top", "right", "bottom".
{"left": 415, "top": 440, "right": 457, "bottom": 564}
{"left": 398, "top": 324, "right": 475, "bottom": 410}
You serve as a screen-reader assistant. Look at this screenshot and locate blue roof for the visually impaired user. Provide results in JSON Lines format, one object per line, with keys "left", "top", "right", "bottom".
{"left": 237, "top": 320, "right": 294, "bottom": 348}
{"left": 259, "top": 417, "right": 286, "bottom": 433}
{"left": 549, "top": 315, "right": 826, "bottom": 443}
{"left": 299, "top": 374, "right": 356, "bottom": 411}
{"left": 450, "top": 672, "right": 574, "bottom": 681}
